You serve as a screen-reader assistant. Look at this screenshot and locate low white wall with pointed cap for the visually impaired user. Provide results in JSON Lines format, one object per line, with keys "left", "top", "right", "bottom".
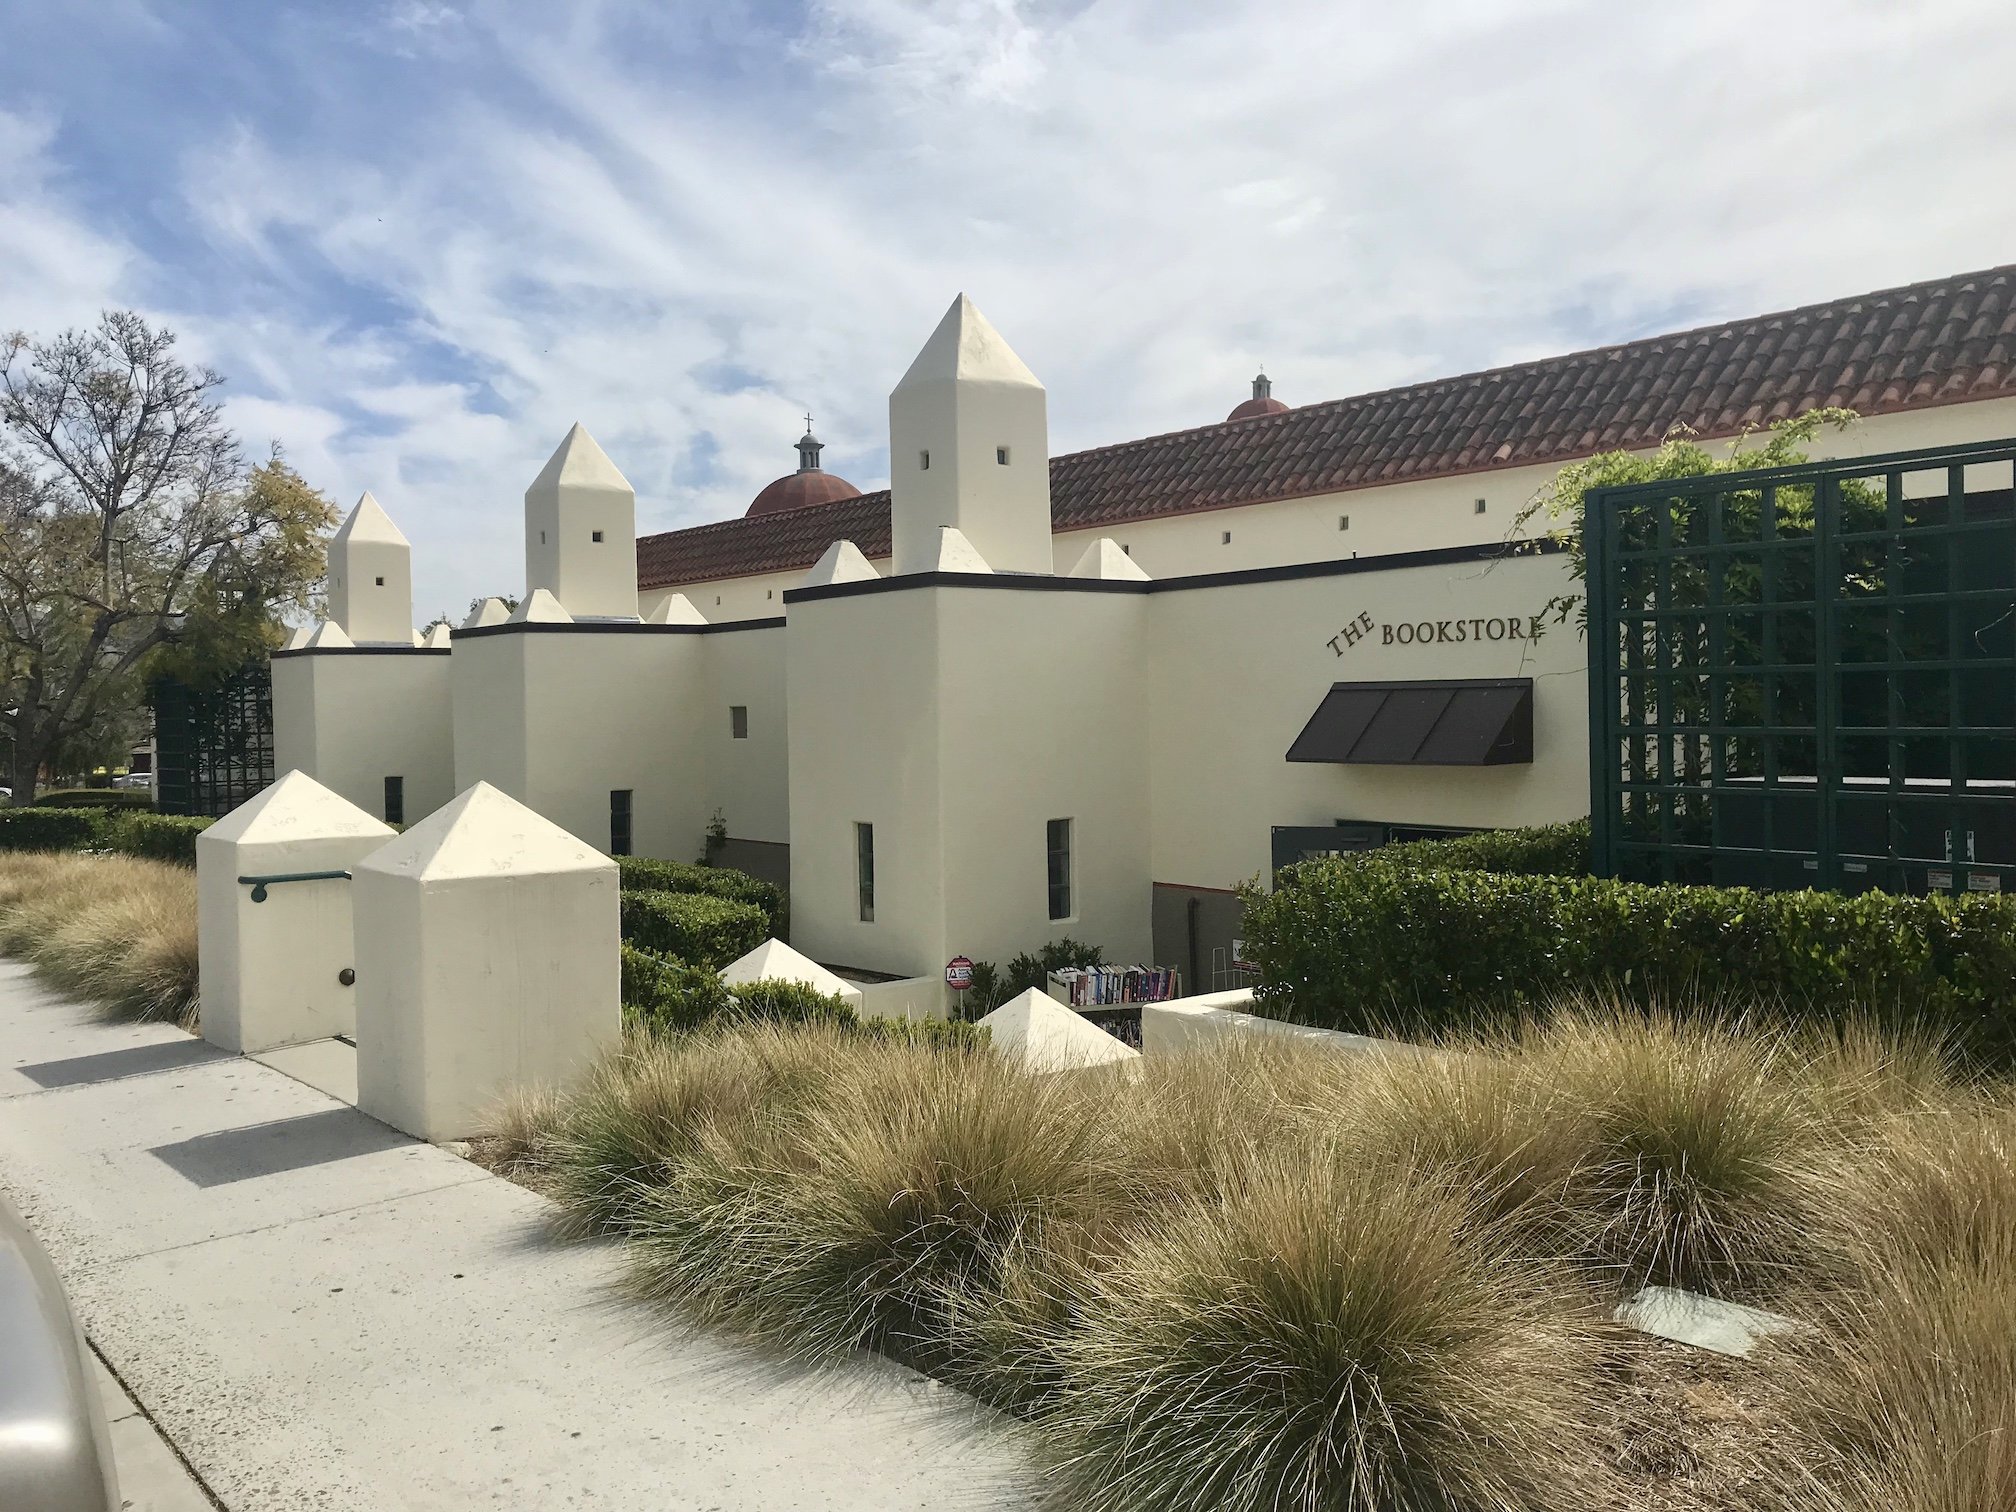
{"left": 197, "top": 770, "right": 395, "bottom": 1054}
{"left": 352, "top": 780, "right": 620, "bottom": 1141}
{"left": 718, "top": 939, "right": 863, "bottom": 1010}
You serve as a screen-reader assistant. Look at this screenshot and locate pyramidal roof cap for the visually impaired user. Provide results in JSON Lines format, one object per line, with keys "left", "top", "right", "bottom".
{"left": 422, "top": 623, "right": 454, "bottom": 648}
{"left": 199, "top": 769, "right": 394, "bottom": 847}
{"left": 355, "top": 781, "right": 614, "bottom": 884}
{"left": 509, "top": 588, "right": 573, "bottom": 624}
{"left": 642, "top": 593, "right": 707, "bottom": 625}
{"left": 801, "top": 539, "right": 880, "bottom": 589}
{"left": 463, "top": 597, "right": 511, "bottom": 628}
{"left": 331, "top": 490, "right": 410, "bottom": 549}
{"left": 305, "top": 620, "right": 354, "bottom": 649}
{"left": 931, "top": 526, "right": 993, "bottom": 574}
{"left": 1069, "top": 538, "right": 1151, "bottom": 581}
{"left": 528, "top": 422, "right": 633, "bottom": 498}
{"left": 895, "top": 294, "right": 1041, "bottom": 392}
{"left": 718, "top": 938, "right": 862, "bottom": 1003}
{"left": 977, "top": 988, "right": 1142, "bottom": 1073}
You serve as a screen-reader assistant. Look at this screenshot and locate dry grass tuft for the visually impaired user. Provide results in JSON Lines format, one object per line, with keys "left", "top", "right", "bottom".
{"left": 1040, "top": 1150, "right": 1619, "bottom": 1512}
{"left": 0, "top": 852, "right": 200, "bottom": 1028}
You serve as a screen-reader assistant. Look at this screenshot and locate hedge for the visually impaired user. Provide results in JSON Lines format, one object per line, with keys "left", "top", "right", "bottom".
{"left": 1366, "top": 819, "right": 1590, "bottom": 878}
{"left": 0, "top": 808, "right": 109, "bottom": 853}
{"left": 614, "top": 855, "right": 786, "bottom": 936}
{"left": 620, "top": 943, "right": 985, "bottom": 1048}
{"left": 1242, "top": 858, "right": 2016, "bottom": 1065}
{"left": 27, "top": 788, "right": 154, "bottom": 810}
{"left": 104, "top": 813, "right": 214, "bottom": 866}
{"left": 618, "top": 890, "right": 768, "bottom": 971}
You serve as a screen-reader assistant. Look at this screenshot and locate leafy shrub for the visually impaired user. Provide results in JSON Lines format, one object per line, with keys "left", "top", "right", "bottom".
{"left": 1242, "top": 859, "right": 2016, "bottom": 1065}
{"left": 105, "top": 812, "right": 213, "bottom": 865}
{"left": 0, "top": 807, "right": 108, "bottom": 853}
{"left": 852, "top": 1017, "right": 991, "bottom": 1053}
{"left": 620, "top": 944, "right": 735, "bottom": 1034}
{"left": 960, "top": 937, "right": 1106, "bottom": 1018}
{"left": 618, "top": 890, "right": 767, "bottom": 970}
{"left": 615, "top": 855, "right": 786, "bottom": 936}
{"left": 29, "top": 788, "right": 153, "bottom": 809}
{"left": 729, "top": 977, "right": 856, "bottom": 1027}
{"left": 1365, "top": 818, "right": 1590, "bottom": 877}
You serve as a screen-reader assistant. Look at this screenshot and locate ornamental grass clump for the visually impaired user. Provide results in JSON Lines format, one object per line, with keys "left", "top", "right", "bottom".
{"left": 624, "top": 1035, "right": 1112, "bottom": 1363}
{"left": 1040, "top": 1152, "right": 1616, "bottom": 1512}
{"left": 0, "top": 852, "right": 200, "bottom": 1027}
{"left": 544, "top": 1021, "right": 844, "bottom": 1238}
{"left": 1525, "top": 1009, "right": 1830, "bottom": 1296}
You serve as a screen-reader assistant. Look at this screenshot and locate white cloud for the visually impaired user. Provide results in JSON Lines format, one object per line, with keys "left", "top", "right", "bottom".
{"left": 4, "top": 0, "right": 2014, "bottom": 618}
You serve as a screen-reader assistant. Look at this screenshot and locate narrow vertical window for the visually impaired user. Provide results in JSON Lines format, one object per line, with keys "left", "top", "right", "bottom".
{"left": 1221, "top": 531, "right": 1232, "bottom": 545}
{"left": 855, "top": 822, "right": 875, "bottom": 922}
{"left": 609, "top": 789, "right": 633, "bottom": 857}
{"left": 919, "top": 449, "right": 931, "bottom": 470}
{"left": 1047, "top": 818, "right": 1073, "bottom": 921}
{"left": 383, "top": 775, "right": 404, "bottom": 826}
{"left": 1474, "top": 498, "right": 1487, "bottom": 514}
{"left": 730, "top": 705, "right": 749, "bottom": 739}
{"left": 1339, "top": 515, "right": 1349, "bottom": 531}
{"left": 996, "top": 446, "right": 1010, "bottom": 465}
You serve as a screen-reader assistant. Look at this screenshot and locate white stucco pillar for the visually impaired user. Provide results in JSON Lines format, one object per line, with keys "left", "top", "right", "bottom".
{"left": 196, "top": 770, "right": 395, "bottom": 1055}
{"left": 352, "top": 781, "right": 620, "bottom": 1142}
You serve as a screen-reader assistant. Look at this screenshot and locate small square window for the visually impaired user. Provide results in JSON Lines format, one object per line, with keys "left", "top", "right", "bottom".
{"left": 593, "top": 529, "right": 605, "bottom": 542}
{"left": 1221, "top": 531, "right": 1232, "bottom": 545}
{"left": 1339, "top": 515, "right": 1349, "bottom": 531}
{"left": 730, "top": 705, "right": 748, "bottom": 740}
{"left": 1474, "top": 498, "right": 1487, "bottom": 514}
{"left": 996, "top": 446, "right": 1010, "bottom": 465}
{"left": 375, "top": 576, "right": 385, "bottom": 586}
{"left": 919, "top": 449, "right": 931, "bottom": 470}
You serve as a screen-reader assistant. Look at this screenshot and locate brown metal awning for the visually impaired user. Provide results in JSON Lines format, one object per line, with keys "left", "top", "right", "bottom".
{"left": 1286, "top": 678, "right": 1533, "bottom": 766}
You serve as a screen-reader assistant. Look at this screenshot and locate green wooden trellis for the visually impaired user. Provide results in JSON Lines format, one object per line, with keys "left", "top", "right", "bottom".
{"left": 150, "top": 660, "right": 275, "bottom": 818}
{"left": 1584, "top": 437, "right": 2016, "bottom": 895}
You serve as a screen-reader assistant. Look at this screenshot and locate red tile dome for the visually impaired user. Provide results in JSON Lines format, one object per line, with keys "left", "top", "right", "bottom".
{"left": 1227, "top": 370, "right": 1288, "bottom": 422}
{"left": 746, "top": 423, "right": 862, "bottom": 517}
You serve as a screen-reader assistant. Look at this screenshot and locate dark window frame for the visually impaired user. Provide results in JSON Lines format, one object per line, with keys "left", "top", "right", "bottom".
{"left": 609, "top": 789, "right": 633, "bottom": 857}
{"left": 1046, "top": 817, "right": 1073, "bottom": 921}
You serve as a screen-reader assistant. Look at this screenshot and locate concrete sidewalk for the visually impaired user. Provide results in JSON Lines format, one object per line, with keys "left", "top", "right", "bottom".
{"left": 0, "top": 961, "right": 1036, "bottom": 1511}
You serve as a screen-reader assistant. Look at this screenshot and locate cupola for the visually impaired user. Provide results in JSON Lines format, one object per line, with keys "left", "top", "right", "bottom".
{"left": 747, "top": 417, "right": 864, "bottom": 517}
{"left": 1227, "top": 370, "right": 1289, "bottom": 422}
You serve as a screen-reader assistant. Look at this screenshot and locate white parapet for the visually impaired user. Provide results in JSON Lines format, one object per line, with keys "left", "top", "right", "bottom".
{"left": 196, "top": 770, "right": 395, "bottom": 1055}
{"left": 718, "top": 938, "right": 863, "bottom": 1010}
{"left": 976, "top": 988, "right": 1140, "bottom": 1073}
{"left": 352, "top": 781, "right": 620, "bottom": 1141}
{"left": 1140, "top": 989, "right": 1400, "bottom": 1058}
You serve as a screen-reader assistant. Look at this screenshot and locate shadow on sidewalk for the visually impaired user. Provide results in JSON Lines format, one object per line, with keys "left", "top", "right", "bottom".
{"left": 149, "top": 1107, "right": 414, "bottom": 1187}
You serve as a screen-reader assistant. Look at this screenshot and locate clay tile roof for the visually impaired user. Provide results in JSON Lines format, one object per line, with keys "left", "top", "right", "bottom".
{"left": 637, "top": 263, "right": 2016, "bottom": 591}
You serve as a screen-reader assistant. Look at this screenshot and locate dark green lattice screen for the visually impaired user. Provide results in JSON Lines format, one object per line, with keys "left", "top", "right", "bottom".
{"left": 151, "top": 661, "right": 275, "bottom": 817}
{"left": 1585, "top": 438, "right": 2016, "bottom": 895}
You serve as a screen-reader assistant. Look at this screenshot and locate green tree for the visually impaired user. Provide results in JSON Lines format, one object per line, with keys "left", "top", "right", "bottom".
{"left": 0, "top": 313, "right": 335, "bottom": 803}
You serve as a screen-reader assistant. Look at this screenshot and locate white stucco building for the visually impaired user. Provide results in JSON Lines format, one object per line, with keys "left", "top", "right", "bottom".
{"left": 273, "top": 263, "right": 2016, "bottom": 983}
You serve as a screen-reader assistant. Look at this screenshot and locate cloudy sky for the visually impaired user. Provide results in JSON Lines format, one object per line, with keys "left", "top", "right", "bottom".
{"left": 4, "top": 0, "right": 2013, "bottom": 619}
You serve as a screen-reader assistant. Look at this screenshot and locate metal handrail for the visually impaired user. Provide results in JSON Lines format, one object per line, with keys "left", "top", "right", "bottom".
{"left": 0, "top": 1195, "right": 120, "bottom": 1511}
{"left": 237, "top": 870, "right": 352, "bottom": 903}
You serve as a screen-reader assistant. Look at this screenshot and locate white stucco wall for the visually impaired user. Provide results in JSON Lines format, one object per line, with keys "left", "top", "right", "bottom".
{"left": 1144, "top": 549, "right": 1587, "bottom": 891}
{"left": 700, "top": 623, "right": 790, "bottom": 847}
{"left": 271, "top": 650, "right": 455, "bottom": 825}
{"left": 786, "top": 588, "right": 944, "bottom": 975}
{"left": 451, "top": 626, "right": 710, "bottom": 860}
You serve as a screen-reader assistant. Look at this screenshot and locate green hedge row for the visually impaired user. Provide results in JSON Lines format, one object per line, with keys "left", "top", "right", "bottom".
{"left": 1243, "top": 858, "right": 2016, "bottom": 1065}
{"left": 104, "top": 813, "right": 214, "bottom": 866}
{"left": 0, "top": 806, "right": 216, "bottom": 865}
{"left": 618, "top": 889, "right": 768, "bottom": 971}
{"left": 615, "top": 855, "right": 786, "bottom": 937}
{"left": 1364, "top": 819, "right": 1590, "bottom": 878}
{"left": 619, "top": 942, "right": 988, "bottom": 1049}
{"left": 0, "top": 808, "right": 113, "bottom": 853}
{"left": 27, "top": 788, "right": 154, "bottom": 809}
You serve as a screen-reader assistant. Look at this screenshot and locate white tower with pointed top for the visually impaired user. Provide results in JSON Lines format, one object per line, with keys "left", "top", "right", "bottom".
{"left": 328, "top": 492, "right": 413, "bottom": 644}
{"left": 525, "top": 423, "right": 639, "bottom": 619}
{"left": 889, "top": 295, "right": 1053, "bottom": 577}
